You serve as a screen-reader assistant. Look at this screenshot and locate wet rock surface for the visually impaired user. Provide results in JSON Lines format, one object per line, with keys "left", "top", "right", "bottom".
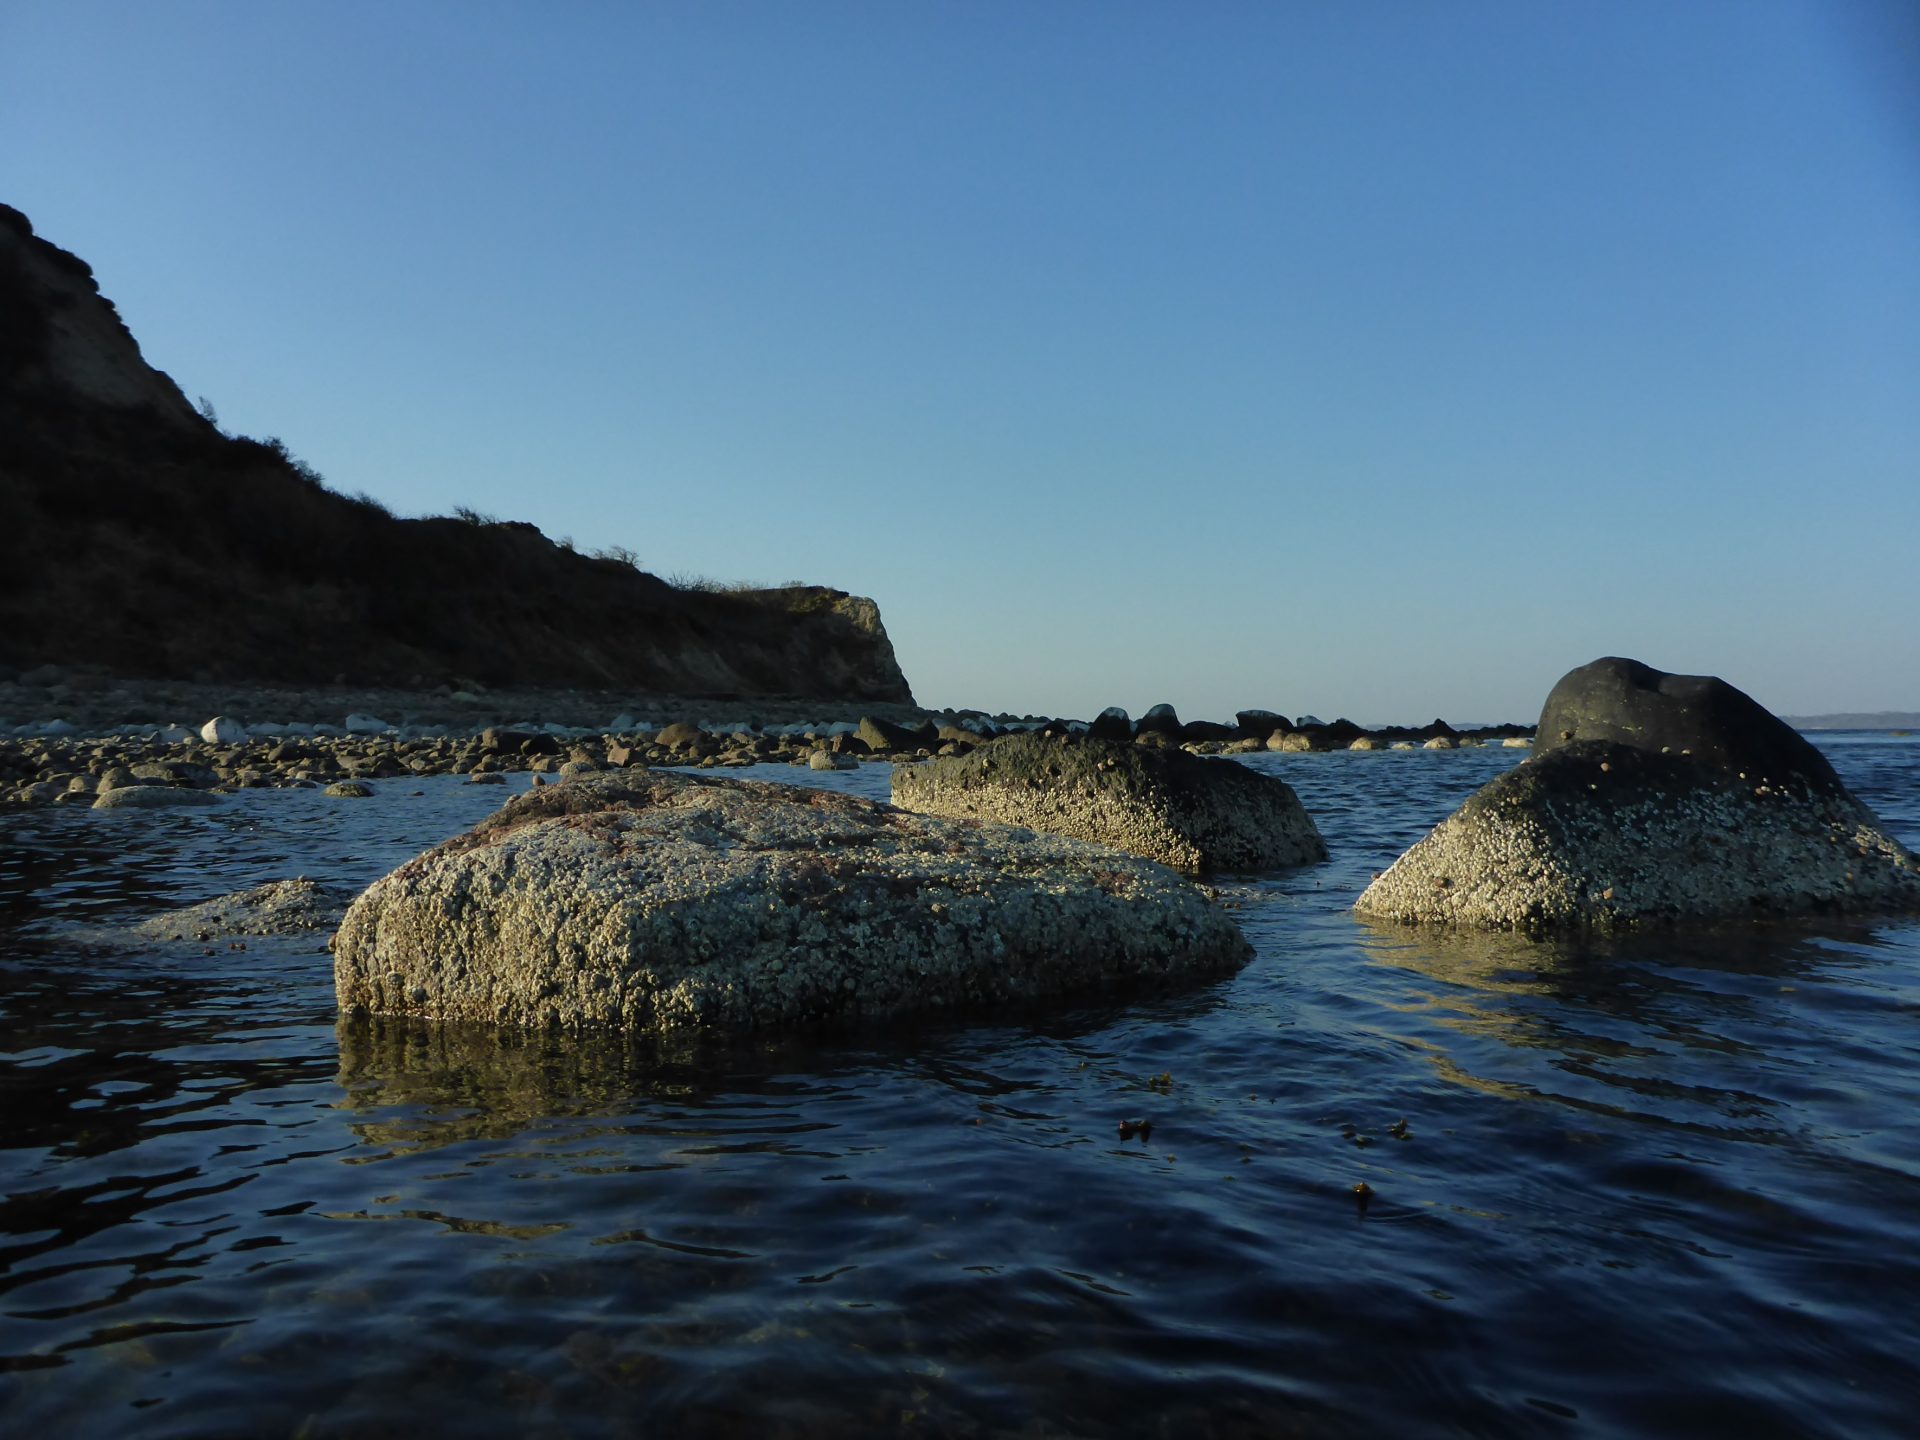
{"left": 92, "top": 784, "right": 223, "bottom": 810}
{"left": 133, "top": 878, "right": 358, "bottom": 941}
{"left": 1357, "top": 660, "right": 1920, "bottom": 933}
{"left": 1536, "top": 656, "right": 1847, "bottom": 795}
{"left": 889, "top": 733, "right": 1328, "bottom": 874}
{"left": 333, "top": 771, "right": 1249, "bottom": 1035}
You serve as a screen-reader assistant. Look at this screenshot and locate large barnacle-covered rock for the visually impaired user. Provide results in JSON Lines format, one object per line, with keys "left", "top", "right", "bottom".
{"left": 891, "top": 733, "right": 1326, "bottom": 875}
{"left": 1355, "top": 658, "right": 1920, "bottom": 934}
{"left": 333, "top": 771, "right": 1248, "bottom": 1034}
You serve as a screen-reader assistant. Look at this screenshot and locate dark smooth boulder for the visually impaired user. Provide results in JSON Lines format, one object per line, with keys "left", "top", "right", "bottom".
{"left": 1292, "top": 719, "right": 1365, "bottom": 752}
{"left": 1234, "top": 710, "right": 1288, "bottom": 740}
{"left": 1088, "top": 707, "right": 1132, "bottom": 742}
{"left": 856, "top": 716, "right": 933, "bottom": 753}
{"left": 1356, "top": 658, "right": 1920, "bottom": 933}
{"left": 1178, "top": 720, "right": 1239, "bottom": 744}
{"left": 481, "top": 727, "right": 562, "bottom": 757}
{"left": 1536, "top": 656, "right": 1844, "bottom": 796}
{"left": 1134, "top": 703, "right": 1182, "bottom": 739}
{"left": 891, "top": 732, "right": 1327, "bottom": 874}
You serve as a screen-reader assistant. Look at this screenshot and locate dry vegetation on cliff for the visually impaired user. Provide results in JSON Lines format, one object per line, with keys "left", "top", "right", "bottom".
{"left": 0, "top": 204, "right": 912, "bottom": 703}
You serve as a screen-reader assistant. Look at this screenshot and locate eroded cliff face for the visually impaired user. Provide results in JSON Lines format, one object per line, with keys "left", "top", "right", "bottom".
{"left": 0, "top": 205, "right": 914, "bottom": 703}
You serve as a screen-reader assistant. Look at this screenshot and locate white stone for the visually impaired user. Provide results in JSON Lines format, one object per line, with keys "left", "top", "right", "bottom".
{"left": 201, "top": 716, "right": 248, "bottom": 743}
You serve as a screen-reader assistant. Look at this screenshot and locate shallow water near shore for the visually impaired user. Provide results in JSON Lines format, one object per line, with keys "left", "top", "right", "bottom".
{"left": 3, "top": 738, "right": 1919, "bottom": 1438}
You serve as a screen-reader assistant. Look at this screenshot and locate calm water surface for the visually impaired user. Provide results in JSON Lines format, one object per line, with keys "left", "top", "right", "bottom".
{"left": 3, "top": 738, "right": 1918, "bottom": 1437}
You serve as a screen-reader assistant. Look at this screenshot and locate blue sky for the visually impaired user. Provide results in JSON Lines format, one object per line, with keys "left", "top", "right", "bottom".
{"left": 4, "top": 2, "right": 1916, "bottom": 722}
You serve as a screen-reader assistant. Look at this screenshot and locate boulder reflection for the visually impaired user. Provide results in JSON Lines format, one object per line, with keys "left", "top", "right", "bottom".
{"left": 334, "top": 1015, "right": 738, "bottom": 1154}
{"left": 1349, "top": 913, "right": 1902, "bottom": 1132}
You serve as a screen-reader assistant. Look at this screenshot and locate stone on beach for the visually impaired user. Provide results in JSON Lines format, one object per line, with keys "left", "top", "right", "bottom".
{"left": 1134, "top": 703, "right": 1182, "bottom": 739}
{"left": 201, "top": 715, "right": 248, "bottom": 743}
{"left": 1355, "top": 657, "right": 1920, "bottom": 933}
{"left": 856, "top": 715, "right": 933, "bottom": 754}
{"left": 1234, "top": 710, "right": 1287, "bottom": 740}
{"left": 890, "top": 732, "right": 1326, "bottom": 874}
{"left": 332, "top": 772, "right": 1249, "bottom": 1033}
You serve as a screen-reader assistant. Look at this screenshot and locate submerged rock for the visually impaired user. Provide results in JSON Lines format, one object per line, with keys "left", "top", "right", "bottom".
{"left": 93, "top": 785, "right": 223, "bottom": 810}
{"left": 890, "top": 733, "right": 1326, "bottom": 874}
{"left": 333, "top": 771, "right": 1247, "bottom": 1034}
{"left": 135, "top": 878, "right": 356, "bottom": 940}
{"left": 1355, "top": 658, "right": 1920, "bottom": 933}
{"left": 1134, "top": 703, "right": 1182, "bottom": 739}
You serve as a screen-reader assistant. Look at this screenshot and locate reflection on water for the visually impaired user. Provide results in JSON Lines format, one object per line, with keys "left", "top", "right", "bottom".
{"left": 2, "top": 740, "right": 1919, "bottom": 1436}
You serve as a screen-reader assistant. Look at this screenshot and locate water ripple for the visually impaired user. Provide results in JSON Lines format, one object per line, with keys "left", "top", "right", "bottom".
{"left": 1, "top": 740, "right": 1918, "bottom": 1435}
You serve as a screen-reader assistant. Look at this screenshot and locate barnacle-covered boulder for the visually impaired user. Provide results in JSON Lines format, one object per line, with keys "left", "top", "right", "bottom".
{"left": 890, "top": 733, "right": 1326, "bottom": 874}
{"left": 333, "top": 771, "right": 1248, "bottom": 1034}
{"left": 1355, "top": 658, "right": 1920, "bottom": 933}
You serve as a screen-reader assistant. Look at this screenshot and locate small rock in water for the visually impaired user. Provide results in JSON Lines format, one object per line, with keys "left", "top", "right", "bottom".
{"left": 93, "top": 785, "right": 223, "bottom": 810}
{"left": 134, "top": 878, "right": 356, "bottom": 940}
{"left": 324, "top": 780, "right": 374, "bottom": 798}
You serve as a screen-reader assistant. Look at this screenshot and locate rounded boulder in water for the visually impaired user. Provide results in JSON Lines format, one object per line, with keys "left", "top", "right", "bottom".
{"left": 1356, "top": 657, "right": 1920, "bottom": 933}
{"left": 891, "top": 732, "right": 1326, "bottom": 874}
{"left": 332, "top": 771, "right": 1248, "bottom": 1034}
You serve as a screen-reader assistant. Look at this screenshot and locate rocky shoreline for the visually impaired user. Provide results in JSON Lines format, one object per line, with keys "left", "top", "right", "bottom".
{"left": 0, "top": 678, "right": 1533, "bottom": 808}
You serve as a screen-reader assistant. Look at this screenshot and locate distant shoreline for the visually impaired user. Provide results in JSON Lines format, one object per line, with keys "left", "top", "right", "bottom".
{"left": 1783, "top": 714, "right": 1920, "bottom": 731}
{"left": 0, "top": 673, "right": 1533, "bottom": 739}
{"left": 4, "top": 676, "right": 1910, "bottom": 740}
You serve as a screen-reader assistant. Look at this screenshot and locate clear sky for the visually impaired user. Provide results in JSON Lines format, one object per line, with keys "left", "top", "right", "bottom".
{"left": 4, "top": 2, "right": 1916, "bottom": 723}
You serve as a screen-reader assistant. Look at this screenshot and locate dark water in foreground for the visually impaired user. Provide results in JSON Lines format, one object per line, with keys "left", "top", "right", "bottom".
{"left": 3, "top": 739, "right": 1919, "bottom": 1438}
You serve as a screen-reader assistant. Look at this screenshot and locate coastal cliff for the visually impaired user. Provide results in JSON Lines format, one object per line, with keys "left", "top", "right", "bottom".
{"left": 0, "top": 204, "right": 913, "bottom": 703}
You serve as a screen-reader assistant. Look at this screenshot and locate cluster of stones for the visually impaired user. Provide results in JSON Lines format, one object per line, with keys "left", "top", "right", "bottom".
{"left": 90, "top": 654, "right": 1920, "bottom": 1044}
{"left": 0, "top": 705, "right": 1533, "bottom": 809}
{"left": 1080, "top": 704, "right": 1529, "bottom": 755}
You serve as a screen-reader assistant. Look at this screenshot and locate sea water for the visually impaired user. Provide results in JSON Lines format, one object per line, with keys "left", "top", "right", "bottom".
{"left": 1, "top": 738, "right": 1917, "bottom": 1437}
